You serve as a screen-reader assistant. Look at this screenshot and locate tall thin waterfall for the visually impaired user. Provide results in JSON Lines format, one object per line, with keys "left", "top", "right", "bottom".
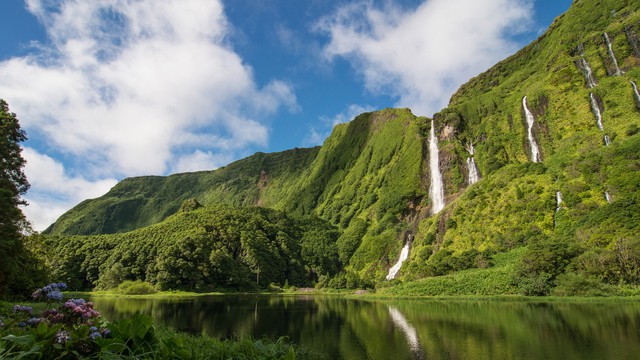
{"left": 604, "top": 191, "right": 612, "bottom": 203}
{"left": 386, "top": 240, "right": 411, "bottom": 280}
{"left": 604, "top": 135, "right": 611, "bottom": 146}
{"left": 522, "top": 96, "right": 540, "bottom": 162}
{"left": 429, "top": 119, "right": 445, "bottom": 214}
{"left": 604, "top": 32, "right": 623, "bottom": 76}
{"left": 577, "top": 57, "right": 598, "bottom": 88}
{"left": 632, "top": 81, "right": 640, "bottom": 108}
{"left": 465, "top": 141, "right": 480, "bottom": 185}
{"left": 590, "top": 93, "right": 604, "bottom": 131}
{"left": 556, "top": 191, "right": 563, "bottom": 212}
{"left": 554, "top": 191, "right": 563, "bottom": 227}
{"left": 388, "top": 306, "right": 421, "bottom": 353}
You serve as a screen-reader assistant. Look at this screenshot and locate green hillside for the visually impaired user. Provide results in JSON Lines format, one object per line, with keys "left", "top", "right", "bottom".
{"left": 42, "top": 0, "right": 640, "bottom": 295}
{"left": 46, "top": 147, "right": 319, "bottom": 235}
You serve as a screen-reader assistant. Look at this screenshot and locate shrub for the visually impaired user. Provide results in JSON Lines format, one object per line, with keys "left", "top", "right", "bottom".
{"left": 552, "top": 273, "right": 617, "bottom": 296}
{"left": 117, "top": 280, "right": 157, "bottom": 295}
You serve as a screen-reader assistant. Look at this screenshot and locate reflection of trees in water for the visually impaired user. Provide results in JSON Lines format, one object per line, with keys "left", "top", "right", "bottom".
{"left": 92, "top": 296, "right": 640, "bottom": 360}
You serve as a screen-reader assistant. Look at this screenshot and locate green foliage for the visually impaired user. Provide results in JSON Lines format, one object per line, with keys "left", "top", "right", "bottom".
{"left": 117, "top": 280, "right": 157, "bottom": 295}
{"left": 512, "top": 239, "right": 581, "bottom": 296}
{"left": 43, "top": 205, "right": 339, "bottom": 291}
{"left": 0, "top": 99, "right": 48, "bottom": 298}
{"left": 47, "top": 147, "right": 320, "bottom": 235}
{"left": 551, "top": 273, "right": 618, "bottom": 296}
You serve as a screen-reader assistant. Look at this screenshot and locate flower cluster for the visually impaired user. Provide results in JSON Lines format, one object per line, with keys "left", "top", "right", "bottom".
{"left": 32, "top": 283, "right": 67, "bottom": 302}
{"left": 63, "top": 299, "right": 100, "bottom": 323}
{"left": 2, "top": 281, "right": 113, "bottom": 358}
{"left": 12, "top": 305, "right": 33, "bottom": 315}
{"left": 55, "top": 330, "right": 71, "bottom": 344}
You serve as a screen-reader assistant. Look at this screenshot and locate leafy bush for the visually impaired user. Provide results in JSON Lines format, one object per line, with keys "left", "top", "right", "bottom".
{"left": 552, "top": 273, "right": 618, "bottom": 296}
{"left": 512, "top": 239, "right": 581, "bottom": 295}
{"left": 117, "top": 280, "right": 157, "bottom": 295}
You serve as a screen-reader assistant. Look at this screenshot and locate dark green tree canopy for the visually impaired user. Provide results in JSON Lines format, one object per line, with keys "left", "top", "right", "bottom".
{"left": 0, "top": 99, "right": 38, "bottom": 296}
{"left": 0, "top": 99, "right": 29, "bottom": 202}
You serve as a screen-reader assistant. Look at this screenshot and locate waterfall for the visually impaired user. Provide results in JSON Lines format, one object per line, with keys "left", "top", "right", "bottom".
{"left": 556, "top": 191, "right": 563, "bottom": 213}
{"left": 554, "top": 191, "right": 563, "bottom": 227}
{"left": 632, "top": 81, "right": 640, "bottom": 109}
{"left": 386, "top": 241, "right": 410, "bottom": 280}
{"left": 604, "top": 135, "right": 611, "bottom": 146}
{"left": 577, "top": 57, "right": 598, "bottom": 88}
{"left": 522, "top": 96, "right": 540, "bottom": 162}
{"left": 465, "top": 141, "right": 480, "bottom": 185}
{"left": 604, "top": 32, "right": 623, "bottom": 76}
{"left": 605, "top": 191, "right": 612, "bottom": 203}
{"left": 429, "top": 119, "right": 445, "bottom": 214}
{"left": 388, "top": 306, "right": 421, "bottom": 353}
{"left": 467, "top": 158, "right": 480, "bottom": 185}
{"left": 590, "top": 93, "right": 604, "bottom": 131}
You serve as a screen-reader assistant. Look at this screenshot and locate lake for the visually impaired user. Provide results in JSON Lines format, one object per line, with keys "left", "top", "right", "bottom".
{"left": 89, "top": 295, "right": 640, "bottom": 359}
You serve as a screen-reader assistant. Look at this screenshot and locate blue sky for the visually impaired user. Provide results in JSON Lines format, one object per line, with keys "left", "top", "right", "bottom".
{"left": 0, "top": 0, "right": 572, "bottom": 230}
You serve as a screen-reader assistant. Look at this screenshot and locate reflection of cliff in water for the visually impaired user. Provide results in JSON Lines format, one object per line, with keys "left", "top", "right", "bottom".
{"left": 91, "top": 295, "right": 640, "bottom": 360}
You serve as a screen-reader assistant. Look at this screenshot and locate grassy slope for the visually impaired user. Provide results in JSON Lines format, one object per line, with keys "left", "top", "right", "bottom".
{"left": 46, "top": 147, "right": 319, "bottom": 235}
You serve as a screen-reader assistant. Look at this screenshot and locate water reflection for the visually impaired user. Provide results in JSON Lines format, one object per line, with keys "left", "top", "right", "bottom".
{"left": 90, "top": 295, "right": 640, "bottom": 360}
{"left": 388, "top": 306, "right": 423, "bottom": 359}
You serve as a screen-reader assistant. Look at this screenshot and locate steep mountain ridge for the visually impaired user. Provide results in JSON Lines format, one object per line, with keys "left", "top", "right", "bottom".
{"left": 44, "top": 0, "right": 640, "bottom": 293}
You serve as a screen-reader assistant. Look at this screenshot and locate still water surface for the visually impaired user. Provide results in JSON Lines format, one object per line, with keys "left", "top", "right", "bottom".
{"left": 90, "top": 295, "right": 640, "bottom": 359}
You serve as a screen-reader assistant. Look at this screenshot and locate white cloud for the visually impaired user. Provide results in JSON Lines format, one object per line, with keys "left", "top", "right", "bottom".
{"left": 316, "top": 0, "right": 533, "bottom": 116}
{"left": 20, "top": 148, "right": 118, "bottom": 231}
{"left": 172, "top": 150, "right": 232, "bottom": 173}
{"left": 303, "top": 104, "right": 375, "bottom": 147}
{"left": 1, "top": 0, "right": 298, "bottom": 229}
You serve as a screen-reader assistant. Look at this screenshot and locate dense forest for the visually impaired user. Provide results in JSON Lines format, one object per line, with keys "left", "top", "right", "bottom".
{"left": 3, "top": 0, "right": 640, "bottom": 297}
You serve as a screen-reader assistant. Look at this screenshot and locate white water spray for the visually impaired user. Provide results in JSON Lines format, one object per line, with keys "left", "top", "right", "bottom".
{"left": 556, "top": 191, "right": 563, "bottom": 213}
{"left": 578, "top": 57, "right": 598, "bottom": 88}
{"left": 554, "top": 191, "right": 563, "bottom": 227}
{"left": 604, "top": 33, "right": 623, "bottom": 76}
{"left": 386, "top": 242, "right": 410, "bottom": 280}
{"left": 632, "top": 81, "right": 640, "bottom": 108}
{"left": 388, "top": 306, "right": 420, "bottom": 353}
{"left": 604, "top": 135, "right": 611, "bottom": 146}
{"left": 522, "top": 96, "right": 540, "bottom": 162}
{"left": 590, "top": 93, "right": 604, "bottom": 131}
{"left": 465, "top": 141, "right": 480, "bottom": 185}
{"left": 605, "top": 191, "right": 612, "bottom": 203}
{"left": 429, "top": 119, "right": 445, "bottom": 214}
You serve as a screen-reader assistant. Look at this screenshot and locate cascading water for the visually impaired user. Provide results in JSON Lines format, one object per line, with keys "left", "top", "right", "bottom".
{"left": 590, "top": 93, "right": 604, "bottom": 131}
{"left": 604, "top": 32, "right": 623, "bottom": 76}
{"left": 465, "top": 141, "right": 480, "bottom": 185}
{"left": 522, "top": 96, "right": 540, "bottom": 162}
{"left": 605, "top": 191, "right": 612, "bottom": 203}
{"left": 554, "top": 191, "right": 563, "bottom": 227}
{"left": 386, "top": 240, "right": 410, "bottom": 280}
{"left": 388, "top": 306, "right": 421, "bottom": 353}
{"left": 604, "top": 135, "right": 611, "bottom": 146}
{"left": 632, "top": 81, "right": 640, "bottom": 108}
{"left": 577, "top": 57, "right": 598, "bottom": 88}
{"left": 429, "top": 119, "right": 445, "bottom": 214}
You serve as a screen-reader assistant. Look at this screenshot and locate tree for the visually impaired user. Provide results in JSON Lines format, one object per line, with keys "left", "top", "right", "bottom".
{"left": 0, "top": 99, "right": 31, "bottom": 296}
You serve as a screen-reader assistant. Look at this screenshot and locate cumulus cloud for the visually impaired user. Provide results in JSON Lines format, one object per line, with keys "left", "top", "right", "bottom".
{"left": 1, "top": 0, "right": 298, "bottom": 229}
{"left": 316, "top": 0, "right": 533, "bottom": 115}
{"left": 20, "top": 148, "right": 118, "bottom": 231}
